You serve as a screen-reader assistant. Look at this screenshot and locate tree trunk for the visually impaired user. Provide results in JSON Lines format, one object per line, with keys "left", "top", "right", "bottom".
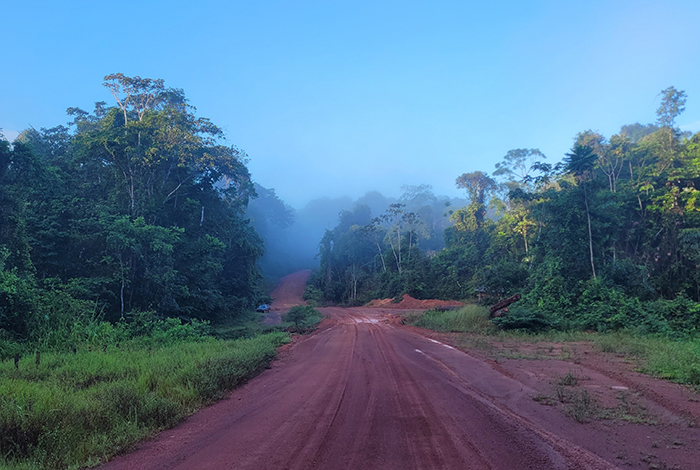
{"left": 373, "top": 241, "right": 387, "bottom": 272}
{"left": 120, "top": 278, "right": 125, "bottom": 318}
{"left": 396, "top": 227, "right": 402, "bottom": 274}
{"left": 583, "top": 180, "right": 596, "bottom": 280}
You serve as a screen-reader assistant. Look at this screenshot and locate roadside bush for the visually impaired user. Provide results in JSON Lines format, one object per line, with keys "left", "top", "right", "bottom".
{"left": 0, "top": 269, "right": 38, "bottom": 341}
{"left": 0, "top": 332, "right": 24, "bottom": 362}
{"left": 471, "top": 261, "right": 529, "bottom": 299}
{"left": 601, "top": 259, "right": 655, "bottom": 301}
{"left": 642, "top": 296, "right": 700, "bottom": 337}
{"left": 303, "top": 285, "right": 323, "bottom": 307}
{"left": 283, "top": 306, "right": 323, "bottom": 331}
{"left": 569, "top": 280, "right": 646, "bottom": 331}
{"left": 492, "top": 307, "right": 552, "bottom": 331}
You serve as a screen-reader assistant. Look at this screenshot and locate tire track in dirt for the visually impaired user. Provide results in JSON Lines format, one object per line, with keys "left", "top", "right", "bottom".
{"left": 364, "top": 317, "right": 490, "bottom": 469}
{"left": 398, "top": 335, "right": 615, "bottom": 470}
{"left": 365, "top": 313, "right": 616, "bottom": 470}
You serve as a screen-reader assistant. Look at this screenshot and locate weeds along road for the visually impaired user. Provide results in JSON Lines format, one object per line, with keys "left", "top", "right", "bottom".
{"left": 103, "top": 307, "right": 619, "bottom": 470}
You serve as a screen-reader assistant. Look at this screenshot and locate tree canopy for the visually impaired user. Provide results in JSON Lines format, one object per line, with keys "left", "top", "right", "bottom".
{"left": 1, "top": 74, "right": 266, "bottom": 341}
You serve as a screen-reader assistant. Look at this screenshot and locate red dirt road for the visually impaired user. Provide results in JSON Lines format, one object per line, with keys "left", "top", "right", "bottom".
{"left": 102, "top": 273, "right": 700, "bottom": 469}
{"left": 103, "top": 307, "right": 617, "bottom": 470}
{"left": 262, "top": 269, "right": 311, "bottom": 325}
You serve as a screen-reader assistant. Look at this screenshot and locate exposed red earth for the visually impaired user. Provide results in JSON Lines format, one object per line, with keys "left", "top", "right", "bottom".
{"left": 102, "top": 272, "right": 700, "bottom": 470}
{"left": 262, "top": 269, "right": 311, "bottom": 325}
{"left": 364, "top": 294, "right": 463, "bottom": 310}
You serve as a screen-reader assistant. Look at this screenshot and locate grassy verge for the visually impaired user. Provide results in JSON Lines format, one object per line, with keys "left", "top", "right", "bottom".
{"left": 0, "top": 332, "right": 289, "bottom": 470}
{"left": 593, "top": 332, "right": 700, "bottom": 385}
{"left": 409, "top": 306, "right": 700, "bottom": 387}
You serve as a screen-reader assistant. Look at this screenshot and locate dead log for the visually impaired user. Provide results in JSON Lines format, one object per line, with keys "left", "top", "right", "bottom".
{"left": 489, "top": 294, "right": 521, "bottom": 318}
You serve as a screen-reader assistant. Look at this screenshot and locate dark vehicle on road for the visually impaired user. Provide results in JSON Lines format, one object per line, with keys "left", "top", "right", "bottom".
{"left": 256, "top": 304, "right": 271, "bottom": 313}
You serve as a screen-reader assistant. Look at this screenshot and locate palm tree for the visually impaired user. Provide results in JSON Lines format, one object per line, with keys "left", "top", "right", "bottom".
{"left": 564, "top": 145, "right": 598, "bottom": 279}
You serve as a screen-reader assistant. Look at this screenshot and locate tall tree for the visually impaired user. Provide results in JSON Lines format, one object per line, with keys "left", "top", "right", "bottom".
{"left": 455, "top": 171, "right": 497, "bottom": 229}
{"left": 656, "top": 86, "right": 688, "bottom": 152}
{"left": 656, "top": 86, "right": 687, "bottom": 129}
{"left": 493, "top": 148, "right": 546, "bottom": 191}
{"left": 564, "top": 145, "right": 599, "bottom": 279}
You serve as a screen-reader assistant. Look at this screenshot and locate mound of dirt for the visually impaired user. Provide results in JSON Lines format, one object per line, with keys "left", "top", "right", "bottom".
{"left": 364, "top": 294, "right": 463, "bottom": 310}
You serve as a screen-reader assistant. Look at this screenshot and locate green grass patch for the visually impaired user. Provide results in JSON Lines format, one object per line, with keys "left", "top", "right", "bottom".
{"left": 413, "top": 305, "right": 494, "bottom": 333}
{"left": 0, "top": 332, "right": 289, "bottom": 470}
{"left": 589, "top": 332, "right": 700, "bottom": 385}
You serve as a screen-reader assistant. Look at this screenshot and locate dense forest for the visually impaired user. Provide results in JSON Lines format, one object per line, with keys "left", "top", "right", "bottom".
{"left": 309, "top": 87, "right": 700, "bottom": 336}
{"left": 0, "top": 74, "right": 267, "bottom": 345}
{"left": 3, "top": 80, "right": 700, "bottom": 345}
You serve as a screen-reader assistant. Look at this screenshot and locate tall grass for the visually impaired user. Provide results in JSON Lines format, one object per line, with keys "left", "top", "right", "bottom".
{"left": 593, "top": 333, "right": 700, "bottom": 385}
{"left": 413, "top": 306, "right": 494, "bottom": 333}
{"left": 0, "top": 332, "right": 289, "bottom": 470}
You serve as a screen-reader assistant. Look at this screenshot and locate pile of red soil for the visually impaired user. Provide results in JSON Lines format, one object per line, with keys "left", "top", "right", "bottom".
{"left": 364, "top": 294, "right": 463, "bottom": 309}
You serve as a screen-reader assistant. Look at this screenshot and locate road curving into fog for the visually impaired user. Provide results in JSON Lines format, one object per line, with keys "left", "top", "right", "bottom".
{"left": 102, "top": 304, "right": 620, "bottom": 469}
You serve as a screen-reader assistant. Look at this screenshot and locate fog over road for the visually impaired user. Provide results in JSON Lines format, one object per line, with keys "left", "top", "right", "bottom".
{"left": 103, "top": 291, "right": 621, "bottom": 469}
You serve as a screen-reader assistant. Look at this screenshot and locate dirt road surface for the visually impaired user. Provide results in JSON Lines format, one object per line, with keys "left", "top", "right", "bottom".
{"left": 103, "top": 273, "right": 700, "bottom": 470}
{"left": 262, "top": 269, "right": 311, "bottom": 325}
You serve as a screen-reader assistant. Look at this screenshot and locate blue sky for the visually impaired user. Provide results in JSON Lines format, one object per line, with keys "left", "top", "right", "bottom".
{"left": 2, "top": 0, "right": 699, "bottom": 208}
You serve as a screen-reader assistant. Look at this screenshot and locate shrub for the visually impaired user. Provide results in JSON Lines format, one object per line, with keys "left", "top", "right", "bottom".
{"left": 302, "top": 285, "right": 323, "bottom": 307}
{"left": 283, "top": 306, "right": 323, "bottom": 331}
{"left": 642, "top": 296, "right": 700, "bottom": 337}
{"left": 572, "top": 280, "right": 644, "bottom": 331}
{"left": 492, "top": 307, "right": 552, "bottom": 331}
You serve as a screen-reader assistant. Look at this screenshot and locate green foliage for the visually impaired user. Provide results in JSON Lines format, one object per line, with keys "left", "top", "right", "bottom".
{"left": 0, "top": 265, "right": 37, "bottom": 341}
{"left": 642, "top": 296, "right": 700, "bottom": 337}
{"left": 0, "top": 332, "right": 288, "bottom": 469}
{"left": 302, "top": 285, "right": 323, "bottom": 307}
{"left": 283, "top": 306, "right": 323, "bottom": 331}
{"left": 593, "top": 332, "right": 700, "bottom": 386}
{"left": 0, "top": 74, "right": 267, "bottom": 339}
{"left": 306, "top": 102, "right": 700, "bottom": 338}
{"left": 413, "top": 305, "right": 494, "bottom": 333}
{"left": 492, "top": 307, "right": 552, "bottom": 331}
{"left": 309, "top": 190, "right": 461, "bottom": 306}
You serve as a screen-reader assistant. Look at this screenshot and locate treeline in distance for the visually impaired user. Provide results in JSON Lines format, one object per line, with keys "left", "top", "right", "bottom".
{"left": 308, "top": 87, "right": 700, "bottom": 335}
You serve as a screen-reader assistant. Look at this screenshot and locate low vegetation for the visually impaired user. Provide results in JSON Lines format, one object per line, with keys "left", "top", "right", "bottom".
{"left": 283, "top": 306, "right": 324, "bottom": 332}
{"left": 410, "top": 307, "right": 700, "bottom": 388}
{"left": 592, "top": 333, "right": 700, "bottom": 385}
{"left": 412, "top": 305, "right": 494, "bottom": 334}
{"left": 0, "top": 313, "right": 289, "bottom": 470}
